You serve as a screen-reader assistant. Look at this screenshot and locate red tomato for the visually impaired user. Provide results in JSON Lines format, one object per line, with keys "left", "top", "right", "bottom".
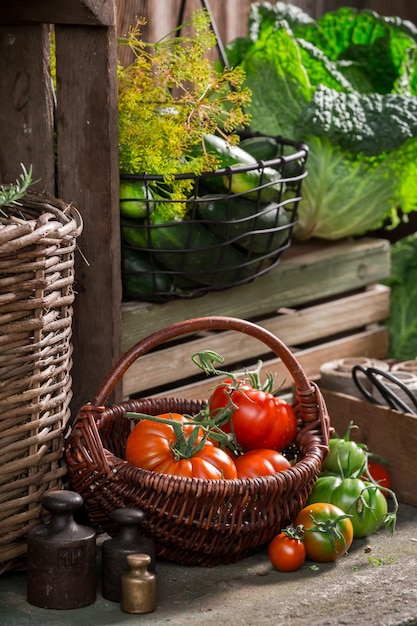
{"left": 209, "top": 380, "right": 297, "bottom": 451}
{"left": 125, "top": 412, "right": 237, "bottom": 480}
{"left": 234, "top": 449, "right": 291, "bottom": 479}
{"left": 294, "top": 502, "right": 354, "bottom": 562}
{"left": 362, "top": 461, "right": 391, "bottom": 494}
{"left": 268, "top": 532, "right": 306, "bottom": 572}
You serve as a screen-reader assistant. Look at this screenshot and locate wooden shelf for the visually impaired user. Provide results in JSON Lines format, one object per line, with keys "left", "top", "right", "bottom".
{"left": 121, "top": 237, "right": 391, "bottom": 399}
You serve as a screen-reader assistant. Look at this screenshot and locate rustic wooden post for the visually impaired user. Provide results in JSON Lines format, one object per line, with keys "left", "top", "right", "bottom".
{"left": 0, "top": 24, "right": 55, "bottom": 191}
{"left": 0, "top": 0, "right": 122, "bottom": 414}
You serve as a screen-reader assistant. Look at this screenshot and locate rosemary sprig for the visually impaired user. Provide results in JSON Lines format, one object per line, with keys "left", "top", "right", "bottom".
{"left": 0, "top": 164, "right": 34, "bottom": 211}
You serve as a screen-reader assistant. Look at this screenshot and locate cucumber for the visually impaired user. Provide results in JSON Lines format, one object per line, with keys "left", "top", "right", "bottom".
{"left": 122, "top": 212, "right": 259, "bottom": 289}
{"left": 147, "top": 218, "right": 257, "bottom": 288}
{"left": 121, "top": 221, "right": 149, "bottom": 248}
{"left": 224, "top": 168, "right": 283, "bottom": 203}
{"left": 197, "top": 195, "right": 291, "bottom": 254}
{"left": 200, "top": 133, "right": 258, "bottom": 168}
{"left": 120, "top": 179, "right": 153, "bottom": 220}
{"left": 198, "top": 134, "right": 282, "bottom": 202}
{"left": 239, "top": 136, "right": 278, "bottom": 161}
{"left": 121, "top": 246, "right": 174, "bottom": 301}
{"left": 195, "top": 134, "right": 257, "bottom": 193}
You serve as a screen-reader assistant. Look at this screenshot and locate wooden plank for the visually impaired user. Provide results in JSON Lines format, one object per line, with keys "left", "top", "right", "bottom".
{"left": 321, "top": 389, "right": 417, "bottom": 507}
{"left": 122, "top": 237, "right": 391, "bottom": 352}
{"left": 149, "top": 326, "right": 389, "bottom": 400}
{"left": 122, "top": 284, "right": 390, "bottom": 397}
{"left": 0, "top": 24, "right": 55, "bottom": 191}
{"left": 54, "top": 24, "right": 122, "bottom": 412}
{"left": 0, "top": 0, "right": 115, "bottom": 26}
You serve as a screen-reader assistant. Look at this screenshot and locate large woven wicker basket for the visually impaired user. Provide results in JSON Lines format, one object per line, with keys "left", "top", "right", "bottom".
{"left": 0, "top": 190, "right": 82, "bottom": 574}
{"left": 66, "top": 316, "right": 330, "bottom": 566}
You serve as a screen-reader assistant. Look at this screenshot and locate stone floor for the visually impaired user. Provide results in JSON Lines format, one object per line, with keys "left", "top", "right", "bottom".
{"left": 1, "top": 503, "right": 417, "bottom": 626}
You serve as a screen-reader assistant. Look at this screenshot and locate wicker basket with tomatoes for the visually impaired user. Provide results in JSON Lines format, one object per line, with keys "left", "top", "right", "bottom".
{"left": 65, "top": 316, "right": 330, "bottom": 566}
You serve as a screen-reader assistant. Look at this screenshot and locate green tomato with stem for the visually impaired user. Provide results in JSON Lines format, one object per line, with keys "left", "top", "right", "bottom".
{"left": 322, "top": 436, "right": 367, "bottom": 477}
{"left": 308, "top": 475, "right": 390, "bottom": 537}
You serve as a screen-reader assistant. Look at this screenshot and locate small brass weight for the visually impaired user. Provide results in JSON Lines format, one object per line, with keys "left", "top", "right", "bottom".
{"left": 121, "top": 553, "right": 156, "bottom": 614}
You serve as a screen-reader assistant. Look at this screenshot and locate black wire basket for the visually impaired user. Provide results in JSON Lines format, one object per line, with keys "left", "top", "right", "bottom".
{"left": 120, "top": 135, "right": 308, "bottom": 302}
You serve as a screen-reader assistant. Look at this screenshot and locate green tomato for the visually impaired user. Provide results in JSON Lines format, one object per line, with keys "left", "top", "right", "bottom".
{"left": 322, "top": 437, "right": 367, "bottom": 477}
{"left": 307, "top": 475, "right": 341, "bottom": 504}
{"left": 308, "top": 475, "right": 388, "bottom": 537}
{"left": 332, "top": 478, "right": 388, "bottom": 537}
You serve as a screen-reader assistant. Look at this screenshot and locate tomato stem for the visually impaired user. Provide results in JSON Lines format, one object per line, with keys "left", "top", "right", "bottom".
{"left": 191, "top": 350, "right": 276, "bottom": 393}
{"left": 282, "top": 524, "right": 305, "bottom": 541}
{"left": 125, "top": 411, "right": 209, "bottom": 458}
{"left": 358, "top": 482, "right": 399, "bottom": 536}
{"left": 125, "top": 408, "right": 238, "bottom": 457}
{"left": 306, "top": 512, "right": 353, "bottom": 555}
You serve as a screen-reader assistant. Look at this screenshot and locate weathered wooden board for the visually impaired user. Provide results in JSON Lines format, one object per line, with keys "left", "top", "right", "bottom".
{"left": 321, "top": 389, "right": 417, "bottom": 507}
{"left": 54, "top": 23, "right": 122, "bottom": 411}
{"left": 122, "top": 284, "right": 390, "bottom": 398}
{"left": 122, "top": 237, "right": 391, "bottom": 353}
{"left": 0, "top": 0, "right": 115, "bottom": 26}
{"left": 0, "top": 24, "right": 55, "bottom": 191}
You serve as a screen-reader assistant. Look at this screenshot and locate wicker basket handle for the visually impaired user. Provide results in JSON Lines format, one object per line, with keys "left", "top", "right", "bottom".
{"left": 93, "top": 316, "right": 314, "bottom": 406}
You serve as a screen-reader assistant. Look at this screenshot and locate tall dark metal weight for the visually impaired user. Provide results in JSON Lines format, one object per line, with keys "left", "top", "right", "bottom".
{"left": 101, "top": 507, "right": 156, "bottom": 603}
{"left": 27, "top": 490, "right": 96, "bottom": 609}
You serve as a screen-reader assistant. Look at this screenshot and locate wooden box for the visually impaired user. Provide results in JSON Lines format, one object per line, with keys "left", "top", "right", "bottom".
{"left": 121, "top": 237, "right": 391, "bottom": 399}
{"left": 321, "top": 388, "right": 417, "bottom": 507}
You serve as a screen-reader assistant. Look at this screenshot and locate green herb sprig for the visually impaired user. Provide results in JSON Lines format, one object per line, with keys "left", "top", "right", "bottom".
{"left": 117, "top": 9, "right": 251, "bottom": 220}
{"left": 0, "top": 164, "right": 34, "bottom": 211}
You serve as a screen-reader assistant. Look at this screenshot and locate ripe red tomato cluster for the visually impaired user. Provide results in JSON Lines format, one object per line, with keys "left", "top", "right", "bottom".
{"left": 125, "top": 378, "right": 298, "bottom": 481}
{"left": 209, "top": 378, "right": 297, "bottom": 479}
{"left": 209, "top": 379, "right": 297, "bottom": 453}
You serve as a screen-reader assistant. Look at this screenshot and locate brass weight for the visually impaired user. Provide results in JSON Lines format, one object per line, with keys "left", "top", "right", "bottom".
{"left": 120, "top": 553, "right": 156, "bottom": 614}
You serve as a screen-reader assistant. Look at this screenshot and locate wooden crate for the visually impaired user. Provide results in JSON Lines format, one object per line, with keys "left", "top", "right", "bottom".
{"left": 121, "top": 237, "right": 391, "bottom": 399}
{"left": 321, "top": 389, "right": 417, "bottom": 507}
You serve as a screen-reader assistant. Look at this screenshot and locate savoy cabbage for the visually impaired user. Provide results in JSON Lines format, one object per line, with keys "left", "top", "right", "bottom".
{"left": 227, "top": 3, "right": 417, "bottom": 240}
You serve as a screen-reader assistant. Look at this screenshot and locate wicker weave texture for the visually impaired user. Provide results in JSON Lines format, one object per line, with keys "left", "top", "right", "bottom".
{"left": 66, "top": 316, "right": 330, "bottom": 567}
{"left": 0, "top": 191, "right": 82, "bottom": 574}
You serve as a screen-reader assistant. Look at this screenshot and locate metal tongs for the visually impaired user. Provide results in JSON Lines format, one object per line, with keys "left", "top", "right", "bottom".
{"left": 351, "top": 365, "right": 417, "bottom": 416}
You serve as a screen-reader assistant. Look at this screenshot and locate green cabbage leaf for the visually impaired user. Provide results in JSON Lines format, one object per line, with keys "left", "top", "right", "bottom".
{"left": 228, "top": 3, "right": 417, "bottom": 240}
{"left": 385, "top": 232, "right": 417, "bottom": 359}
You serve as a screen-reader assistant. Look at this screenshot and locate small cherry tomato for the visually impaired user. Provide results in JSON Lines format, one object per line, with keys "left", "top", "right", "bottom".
{"left": 268, "top": 532, "right": 306, "bottom": 572}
